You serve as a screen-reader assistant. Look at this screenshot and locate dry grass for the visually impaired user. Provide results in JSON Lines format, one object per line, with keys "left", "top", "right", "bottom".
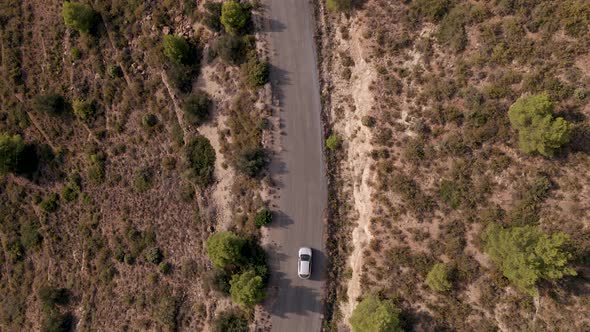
{"left": 322, "top": 0, "right": 590, "bottom": 330}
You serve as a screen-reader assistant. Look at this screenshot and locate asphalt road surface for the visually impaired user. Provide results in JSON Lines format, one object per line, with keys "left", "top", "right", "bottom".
{"left": 265, "top": 0, "right": 327, "bottom": 331}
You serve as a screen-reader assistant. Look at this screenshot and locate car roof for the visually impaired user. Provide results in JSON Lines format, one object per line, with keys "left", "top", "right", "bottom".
{"left": 299, "top": 260, "right": 311, "bottom": 275}
{"left": 298, "top": 247, "right": 312, "bottom": 256}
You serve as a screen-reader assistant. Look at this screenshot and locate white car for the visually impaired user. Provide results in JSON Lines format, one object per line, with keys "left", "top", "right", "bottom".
{"left": 298, "top": 247, "right": 312, "bottom": 279}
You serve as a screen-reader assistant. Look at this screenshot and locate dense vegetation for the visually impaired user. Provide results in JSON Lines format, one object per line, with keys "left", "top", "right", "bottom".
{"left": 0, "top": 0, "right": 270, "bottom": 330}
{"left": 324, "top": 0, "right": 590, "bottom": 330}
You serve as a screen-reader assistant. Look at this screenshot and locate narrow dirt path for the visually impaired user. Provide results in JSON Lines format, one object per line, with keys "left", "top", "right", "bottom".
{"left": 161, "top": 71, "right": 189, "bottom": 143}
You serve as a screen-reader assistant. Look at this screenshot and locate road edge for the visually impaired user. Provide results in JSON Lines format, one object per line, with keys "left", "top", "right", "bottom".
{"left": 312, "top": 1, "right": 352, "bottom": 330}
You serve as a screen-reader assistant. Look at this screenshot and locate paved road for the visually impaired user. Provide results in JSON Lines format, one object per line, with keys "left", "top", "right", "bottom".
{"left": 265, "top": 0, "right": 327, "bottom": 331}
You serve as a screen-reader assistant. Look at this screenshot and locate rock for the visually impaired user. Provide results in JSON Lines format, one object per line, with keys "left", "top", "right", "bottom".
{"left": 163, "top": 26, "right": 171, "bottom": 35}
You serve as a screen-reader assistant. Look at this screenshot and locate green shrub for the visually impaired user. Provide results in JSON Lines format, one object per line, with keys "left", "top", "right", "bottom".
{"left": 426, "top": 263, "right": 452, "bottom": 292}
{"left": 342, "top": 67, "right": 352, "bottom": 80}
{"left": 242, "top": 55, "right": 269, "bottom": 88}
{"left": 0, "top": 133, "right": 25, "bottom": 176}
{"left": 61, "top": 184, "right": 79, "bottom": 202}
{"left": 40, "top": 193, "right": 59, "bottom": 213}
{"left": 229, "top": 270, "right": 266, "bottom": 308}
{"left": 203, "top": 2, "right": 223, "bottom": 32}
{"left": 436, "top": 5, "right": 468, "bottom": 52}
{"left": 438, "top": 179, "right": 463, "bottom": 209}
{"left": 411, "top": 0, "right": 455, "bottom": 22}
{"left": 254, "top": 208, "right": 272, "bottom": 228}
{"left": 163, "top": 35, "right": 193, "bottom": 65}
{"left": 20, "top": 219, "right": 43, "bottom": 251}
{"left": 361, "top": 116, "right": 376, "bottom": 127}
{"left": 38, "top": 287, "right": 70, "bottom": 308}
{"left": 183, "top": 91, "right": 212, "bottom": 126}
{"left": 133, "top": 168, "right": 154, "bottom": 193}
{"left": 177, "top": 183, "right": 195, "bottom": 202}
{"left": 184, "top": 135, "right": 216, "bottom": 186}
{"left": 62, "top": 2, "right": 97, "bottom": 34}
{"left": 205, "top": 268, "right": 231, "bottom": 294}
{"left": 87, "top": 151, "right": 106, "bottom": 184}
{"left": 145, "top": 247, "right": 163, "bottom": 264}
{"left": 107, "top": 64, "right": 123, "bottom": 78}
{"left": 167, "top": 63, "right": 194, "bottom": 93}
{"left": 213, "top": 310, "right": 249, "bottom": 332}
{"left": 327, "top": 0, "right": 352, "bottom": 12}
{"left": 483, "top": 224, "right": 576, "bottom": 296}
{"left": 508, "top": 94, "right": 571, "bottom": 157}
{"left": 349, "top": 295, "right": 402, "bottom": 332}
{"left": 206, "top": 231, "right": 244, "bottom": 269}
{"left": 159, "top": 262, "right": 172, "bottom": 274}
{"left": 508, "top": 175, "right": 551, "bottom": 225}
{"left": 214, "top": 35, "right": 251, "bottom": 65}
{"left": 73, "top": 99, "right": 95, "bottom": 121}
{"left": 70, "top": 47, "right": 81, "bottom": 59}
{"left": 7, "top": 241, "right": 24, "bottom": 262}
{"left": 154, "top": 294, "right": 178, "bottom": 331}
{"left": 33, "top": 94, "right": 67, "bottom": 116}
{"left": 141, "top": 113, "right": 158, "bottom": 128}
{"left": 326, "top": 134, "right": 342, "bottom": 150}
{"left": 236, "top": 147, "right": 267, "bottom": 177}
{"left": 41, "top": 311, "right": 73, "bottom": 332}
{"left": 221, "top": 1, "right": 250, "bottom": 35}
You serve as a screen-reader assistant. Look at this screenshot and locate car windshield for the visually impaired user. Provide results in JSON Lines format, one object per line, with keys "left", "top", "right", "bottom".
{"left": 300, "top": 254, "right": 311, "bottom": 261}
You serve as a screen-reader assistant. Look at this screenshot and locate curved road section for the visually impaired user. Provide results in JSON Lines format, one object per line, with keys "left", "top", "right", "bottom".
{"left": 265, "top": 0, "right": 327, "bottom": 331}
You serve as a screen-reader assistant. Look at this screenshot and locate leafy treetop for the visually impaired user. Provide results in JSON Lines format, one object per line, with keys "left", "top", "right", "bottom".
{"left": 426, "top": 263, "right": 452, "bottom": 292}
{"left": 163, "top": 35, "right": 193, "bottom": 65}
{"left": 483, "top": 224, "right": 576, "bottom": 296}
{"left": 229, "top": 269, "right": 266, "bottom": 308}
{"left": 0, "top": 133, "right": 25, "bottom": 176}
{"left": 221, "top": 1, "right": 250, "bottom": 35}
{"left": 62, "top": 2, "right": 97, "bottom": 34}
{"left": 206, "top": 231, "right": 244, "bottom": 269}
{"left": 184, "top": 135, "right": 216, "bottom": 186}
{"left": 508, "top": 93, "right": 571, "bottom": 157}
{"left": 350, "top": 295, "right": 403, "bottom": 332}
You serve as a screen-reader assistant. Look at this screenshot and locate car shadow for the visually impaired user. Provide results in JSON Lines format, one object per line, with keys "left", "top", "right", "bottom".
{"left": 264, "top": 270, "right": 323, "bottom": 317}
{"left": 310, "top": 248, "right": 326, "bottom": 282}
{"left": 269, "top": 210, "right": 295, "bottom": 229}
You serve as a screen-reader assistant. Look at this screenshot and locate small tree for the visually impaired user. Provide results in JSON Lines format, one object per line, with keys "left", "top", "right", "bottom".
{"left": 33, "top": 94, "right": 67, "bottom": 116}
{"left": 206, "top": 231, "right": 244, "bottom": 269}
{"left": 426, "top": 263, "right": 452, "bottom": 292}
{"left": 483, "top": 224, "right": 576, "bottom": 296}
{"left": 350, "top": 295, "right": 402, "bottom": 332}
{"left": 62, "top": 2, "right": 97, "bottom": 34}
{"left": 183, "top": 91, "right": 212, "bottom": 126}
{"left": 221, "top": 1, "right": 250, "bottom": 35}
{"left": 254, "top": 208, "right": 272, "bottom": 228}
{"left": 185, "top": 136, "right": 216, "bottom": 186}
{"left": 508, "top": 94, "right": 571, "bottom": 157}
{"left": 0, "top": 133, "right": 25, "bottom": 175}
{"left": 163, "top": 35, "right": 193, "bottom": 65}
{"left": 229, "top": 270, "right": 266, "bottom": 308}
